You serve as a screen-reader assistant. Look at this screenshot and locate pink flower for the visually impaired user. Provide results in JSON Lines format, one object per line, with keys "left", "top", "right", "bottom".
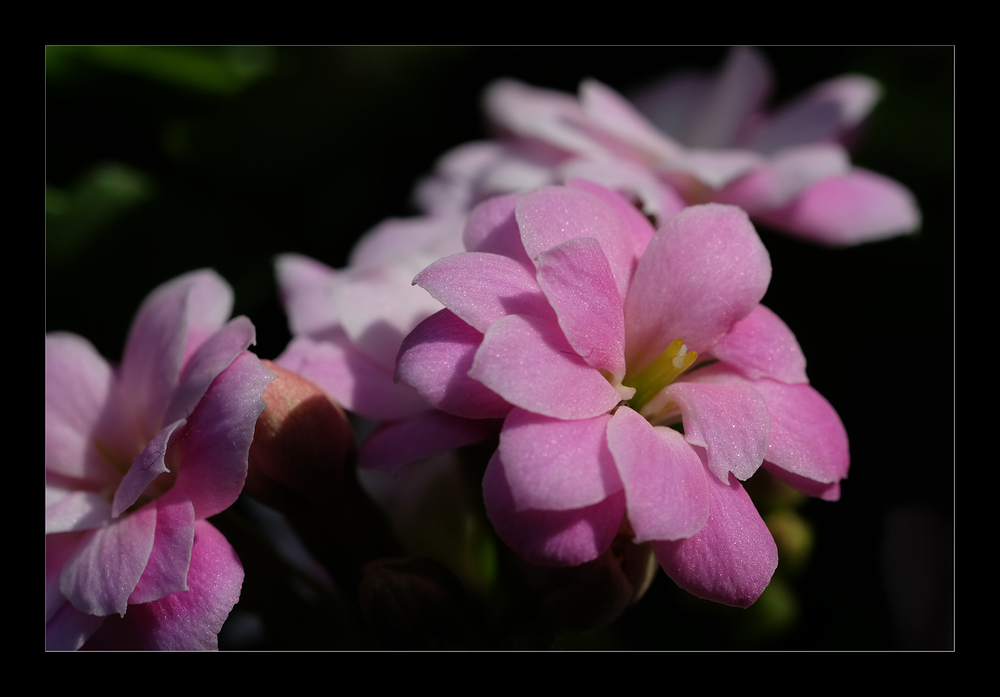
{"left": 275, "top": 217, "right": 501, "bottom": 468}
{"left": 395, "top": 181, "right": 849, "bottom": 607}
{"left": 46, "top": 270, "right": 276, "bottom": 650}
{"left": 415, "top": 47, "right": 919, "bottom": 247}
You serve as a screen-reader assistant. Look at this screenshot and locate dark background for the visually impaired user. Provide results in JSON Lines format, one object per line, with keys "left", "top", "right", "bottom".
{"left": 46, "top": 46, "right": 953, "bottom": 650}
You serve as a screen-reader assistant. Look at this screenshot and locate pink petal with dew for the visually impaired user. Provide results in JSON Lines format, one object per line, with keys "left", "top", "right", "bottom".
{"left": 45, "top": 333, "right": 130, "bottom": 488}
{"left": 709, "top": 304, "right": 808, "bottom": 384}
{"left": 128, "top": 492, "right": 195, "bottom": 605}
{"left": 171, "top": 351, "right": 274, "bottom": 520}
{"left": 275, "top": 254, "right": 345, "bottom": 337}
{"left": 516, "top": 185, "right": 635, "bottom": 301}
{"left": 359, "top": 411, "right": 505, "bottom": 473}
{"left": 82, "top": 520, "right": 243, "bottom": 650}
{"left": 536, "top": 238, "right": 627, "bottom": 381}
{"left": 754, "top": 167, "right": 921, "bottom": 246}
{"left": 499, "top": 409, "right": 620, "bottom": 512}
{"left": 166, "top": 315, "right": 257, "bottom": 424}
{"left": 654, "top": 380, "right": 770, "bottom": 483}
{"left": 414, "top": 252, "right": 552, "bottom": 334}
{"left": 607, "top": 406, "right": 710, "bottom": 542}
{"left": 714, "top": 143, "right": 851, "bottom": 211}
{"left": 653, "top": 472, "right": 777, "bottom": 608}
{"left": 46, "top": 486, "right": 112, "bottom": 534}
{"left": 624, "top": 204, "right": 771, "bottom": 373}
{"left": 278, "top": 333, "right": 428, "bottom": 421}
{"left": 470, "top": 313, "right": 623, "bottom": 420}
{"left": 750, "top": 379, "right": 849, "bottom": 498}
{"left": 111, "top": 417, "right": 184, "bottom": 518}
{"left": 60, "top": 501, "right": 157, "bottom": 617}
{"left": 396, "top": 309, "right": 513, "bottom": 419}
{"left": 747, "top": 74, "right": 881, "bottom": 153}
{"left": 567, "top": 177, "right": 659, "bottom": 264}
{"left": 678, "top": 46, "right": 773, "bottom": 149}
{"left": 120, "top": 270, "right": 233, "bottom": 437}
{"left": 483, "top": 450, "right": 625, "bottom": 567}
{"left": 462, "top": 194, "right": 535, "bottom": 269}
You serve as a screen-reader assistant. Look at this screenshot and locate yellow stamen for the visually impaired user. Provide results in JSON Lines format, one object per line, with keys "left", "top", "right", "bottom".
{"left": 623, "top": 338, "right": 698, "bottom": 413}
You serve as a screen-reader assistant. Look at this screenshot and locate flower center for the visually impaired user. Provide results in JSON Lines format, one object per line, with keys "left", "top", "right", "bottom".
{"left": 622, "top": 337, "right": 698, "bottom": 414}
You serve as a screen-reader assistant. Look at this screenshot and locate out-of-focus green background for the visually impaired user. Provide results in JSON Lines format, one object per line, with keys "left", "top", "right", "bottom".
{"left": 46, "top": 46, "right": 953, "bottom": 650}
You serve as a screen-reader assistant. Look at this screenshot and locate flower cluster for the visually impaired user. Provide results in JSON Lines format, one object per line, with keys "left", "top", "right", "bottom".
{"left": 394, "top": 181, "right": 848, "bottom": 606}
{"left": 46, "top": 270, "right": 274, "bottom": 650}
{"left": 416, "top": 47, "right": 920, "bottom": 246}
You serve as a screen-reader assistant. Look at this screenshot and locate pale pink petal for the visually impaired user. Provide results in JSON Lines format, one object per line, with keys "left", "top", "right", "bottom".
{"left": 348, "top": 216, "right": 465, "bottom": 270}
{"left": 714, "top": 143, "right": 851, "bottom": 211}
{"left": 483, "top": 450, "right": 625, "bottom": 567}
{"left": 652, "top": 380, "right": 770, "bottom": 483}
{"left": 750, "top": 379, "right": 850, "bottom": 498}
{"left": 46, "top": 530, "right": 88, "bottom": 624}
{"left": 579, "top": 78, "right": 683, "bottom": 162}
{"left": 560, "top": 161, "right": 686, "bottom": 234}
{"left": 165, "top": 315, "right": 258, "bottom": 424}
{"left": 763, "top": 462, "right": 841, "bottom": 502}
{"left": 709, "top": 304, "right": 808, "bottom": 384}
{"left": 171, "top": 351, "right": 274, "bottom": 519}
{"left": 337, "top": 262, "right": 444, "bottom": 370}
{"left": 753, "top": 167, "right": 921, "bottom": 245}
{"left": 82, "top": 520, "right": 243, "bottom": 650}
{"left": 359, "top": 412, "right": 505, "bottom": 473}
{"left": 606, "top": 406, "right": 710, "bottom": 542}
{"left": 128, "top": 493, "right": 196, "bottom": 604}
{"left": 499, "top": 409, "right": 620, "bottom": 512}
{"left": 60, "top": 502, "right": 157, "bottom": 617}
{"left": 625, "top": 204, "right": 771, "bottom": 372}
{"left": 662, "top": 148, "right": 764, "bottom": 190}
{"left": 747, "top": 74, "right": 882, "bottom": 153}
{"left": 515, "top": 185, "right": 635, "bottom": 301}
{"left": 469, "top": 314, "right": 622, "bottom": 420}
{"left": 46, "top": 600, "right": 106, "bottom": 651}
{"left": 536, "top": 238, "right": 626, "bottom": 381}
{"left": 395, "top": 309, "right": 513, "bottom": 419}
{"left": 462, "top": 193, "right": 535, "bottom": 269}
{"left": 277, "top": 333, "right": 428, "bottom": 421}
{"left": 46, "top": 485, "right": 112, "bottom": 534}
{"left": 652, "top": 473, "right": 777, "bottom": 608}
{"left": 414, "top": 252, "right": 552, "bottom": 334}
{"left": 45, "top": 333, "right": 129, "bottom": 488}
{"left": 120, "top": 270, "right": 232, "bottom": 436}
{"left": 111, "top": 417, "right": 184, "bottom": 518}
{"left": 275, "top": 254, "right": 345, "bottom": 337}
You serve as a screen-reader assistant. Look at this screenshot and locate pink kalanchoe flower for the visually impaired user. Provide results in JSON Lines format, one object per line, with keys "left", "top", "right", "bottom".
{"left": 415, "top": 47, "right": 919, "bottom": 246}
{"left": 395, "top": 180, "right": 849, "bottom": 607}
{"left": 46, "top": 270, "right": 276, "bottom": 650}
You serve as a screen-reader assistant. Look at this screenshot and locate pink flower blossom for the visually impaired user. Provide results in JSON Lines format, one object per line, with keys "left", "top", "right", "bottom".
{"left": 415, "top": 47, "right": 920, "bottom": 247}
{"left": 394, "top": 181, "right": 849, "bottom": 607}
{"left": 275, "top": 217, "right": 502, "bottom": 468}
{"left": 46, "top": 270, "right": 276, "bottom": 650}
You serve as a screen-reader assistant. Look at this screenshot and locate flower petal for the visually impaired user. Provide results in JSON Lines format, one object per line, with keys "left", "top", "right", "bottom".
{"left": 607, "top": 406, "right": 710, "bottom": 542}
{"left": 462, "top": 193, "right": 535, "bottom": 269}
{"left": 395, "top": 309, "right": 513, "bottom": 419}
{"left": 60, "top": 502, "right": 157, "bottom": 617}
{"left": 753, "top": 167, "right": 921, "bottom": 246}
{"left": 652, "top": 473, "right": 777, "bottom": 608}
{"left": 536, "top": 237, "right": 626, "bottom": 381}
{"left": 274, "top": 253, "right": 344, "bottom": 337}
{"left": 359, "top": 411, "right": 504, "bottom": 473}
{"left": 499, "top": 408, "right": 621, "bottom": 512}
{"left": 709, "top": 304, "right": 808, "bottom": 384}
{"left": 483, "top": 450, "right": 624, "bottom": 567}
{"left": 128, "top": 493, "right": 196, "bottom": 605}
{"left": 111, "top": 417, "right": 184, "bottom": 518}
{"left": 469, "top": 313, "right": 622, "bottom": 420}
{"left": 46, "top": 486, "right": 112, "bottom": 534}
{"left": 82, "top": 520, "right": 243, "bottom": 650}
{"left": 171, "top": 350, "right": 273, "bottom": 519}
{"left": 624, "top": 204, "right": 771, "bottom": 373}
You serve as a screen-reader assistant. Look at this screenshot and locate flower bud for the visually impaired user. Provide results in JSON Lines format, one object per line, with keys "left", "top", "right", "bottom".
{"left": 246, "top": 360, "right": 356, "bottom": 509}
